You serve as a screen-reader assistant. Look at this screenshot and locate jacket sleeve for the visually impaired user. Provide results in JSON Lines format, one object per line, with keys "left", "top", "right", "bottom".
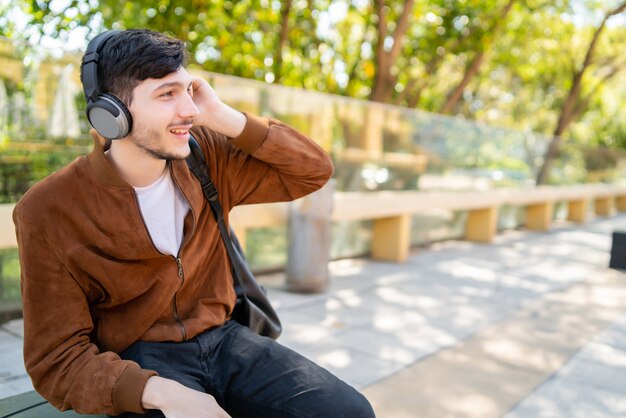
{"left": 195, "top": 112, "right": 334, "bottom": 209}
{"left": 13, "top": 206, "right": 157, "bottom": 416}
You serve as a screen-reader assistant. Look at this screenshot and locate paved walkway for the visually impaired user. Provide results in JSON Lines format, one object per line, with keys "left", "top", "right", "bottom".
{"left": 1, "top": 214, "right": 625, "bottom": 417}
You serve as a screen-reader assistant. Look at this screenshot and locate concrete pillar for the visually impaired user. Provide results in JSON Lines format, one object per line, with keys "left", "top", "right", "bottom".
{"left": 286, "top": 180, "right": 334, "bottom": 293}
{"left": 526, "top": 202, "right": 553, "bottom": 231}
{"left": 616, "top": 195, "right": 626, "bottom": 213}
{"left": 466, "top": 207, "right": 498, "bottom": 243}
{"left": 567, "top": 199, "right": 588, "bottom": 223}
{"left": 594, "top": 197, "right": 614, "bottom": 217}
{"left": 371, "top": 214, "right": 412, "bottom": 263}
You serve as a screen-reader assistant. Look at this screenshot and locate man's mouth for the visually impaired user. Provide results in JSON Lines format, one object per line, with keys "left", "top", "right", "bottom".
{"left": 168, "top": 125, "right": 193, "bottom": 137}
{"left": 170, "top": 129, "right": 189, "bottom": 135}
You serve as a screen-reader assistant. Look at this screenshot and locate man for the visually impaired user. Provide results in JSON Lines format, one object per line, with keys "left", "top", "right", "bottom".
{"left": 13, "top": 29, "right": 375, "bottom": 418}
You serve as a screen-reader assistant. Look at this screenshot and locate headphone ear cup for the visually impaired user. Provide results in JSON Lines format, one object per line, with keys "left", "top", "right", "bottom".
{"left": 86, "top": 94, "right": 133, "bottom": 140}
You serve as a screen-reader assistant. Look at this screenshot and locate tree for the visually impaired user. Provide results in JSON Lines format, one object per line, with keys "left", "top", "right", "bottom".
{"left": 7, "top": 0, "right": 626, "bottom": 183}
{"left": 18, "top": 0, "right": 327, "bottom": 87}
{"left": 272, "top": 0, "right": 292, "bottom": 83}
{"left": 536, "top": 0, "right": 626, "bottom": 184}
{"left": 400, "top": 5, "right": 478, "bottom": 109}
{"left": 368, "top": 0, "right": 415, "bottom": 103}
{"left": 439, "top": 0, "right": 517, "bottom": 114}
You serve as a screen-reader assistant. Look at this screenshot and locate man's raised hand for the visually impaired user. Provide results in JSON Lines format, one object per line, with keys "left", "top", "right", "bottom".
{"left": 190, "top": 76, "right": 246, "bottom": 138}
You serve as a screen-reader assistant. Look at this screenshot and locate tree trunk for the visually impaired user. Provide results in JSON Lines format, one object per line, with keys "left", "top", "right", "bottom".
{"left": 440, "top": 51, "right": 485, "bottom": 114}
{"left": 536, "top": 1, "right": 626, "bottom": 185}
{"left": 439, "top": 0, "right": 516, "bottom": 114}
{"left": 369, "top": 0, "right": 415, "bottom": 103}
{"left": 273, "top": 0, "right": 292, "bottom": 84}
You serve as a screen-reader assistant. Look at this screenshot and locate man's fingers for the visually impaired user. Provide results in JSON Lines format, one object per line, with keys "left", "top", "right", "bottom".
{"left": 191, "top": 76, "right": 205, "bottom": 91}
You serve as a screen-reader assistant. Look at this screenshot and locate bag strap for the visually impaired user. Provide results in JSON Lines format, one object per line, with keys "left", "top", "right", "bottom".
{"left": 185, "top": 134, "right": 245, "bottom": 297}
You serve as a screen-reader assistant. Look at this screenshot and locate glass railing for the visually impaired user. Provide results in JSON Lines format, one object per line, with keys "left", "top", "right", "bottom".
{"left": 1, "top": 58, "right": 623, "bottom": 313}
{"left": 205, "top": 71, "right": 555, "bottom": 193}
{"left": 206, "top": 71, "right": 541, "bottom": 268}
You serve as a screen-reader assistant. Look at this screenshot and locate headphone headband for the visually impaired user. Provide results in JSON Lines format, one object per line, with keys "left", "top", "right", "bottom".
{"left": 83, "top": 30, "right": 121, "bottom": 102}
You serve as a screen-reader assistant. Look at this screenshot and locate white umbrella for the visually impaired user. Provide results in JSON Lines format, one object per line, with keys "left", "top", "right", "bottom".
{"left": 48, "top": 64, "right": 81, "bottom": 139}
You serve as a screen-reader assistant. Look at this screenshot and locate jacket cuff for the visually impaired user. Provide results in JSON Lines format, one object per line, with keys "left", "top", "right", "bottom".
{"left": 111, "top": 365, "right": 158, "bottom": 414}
{"left": 229, "top": 112, "right": 270, "bottom": 154}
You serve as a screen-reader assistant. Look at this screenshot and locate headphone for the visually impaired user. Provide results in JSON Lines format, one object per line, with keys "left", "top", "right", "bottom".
{"left": 82, "top": 30, "right": 133, "bottom": 140}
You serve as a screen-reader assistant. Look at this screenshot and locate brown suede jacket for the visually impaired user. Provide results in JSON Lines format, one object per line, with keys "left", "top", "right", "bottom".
{"left": 13, "top": 113, "right": 333, "bottom": 416}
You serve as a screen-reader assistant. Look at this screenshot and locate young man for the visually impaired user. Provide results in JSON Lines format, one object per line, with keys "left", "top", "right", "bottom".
{"left": 13, "top": 29, "right": 375, "bottom": 418}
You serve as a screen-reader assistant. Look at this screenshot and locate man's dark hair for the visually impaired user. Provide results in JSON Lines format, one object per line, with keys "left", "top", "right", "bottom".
{"left": 80, "top": 29, "right": 187, "bottom": 106}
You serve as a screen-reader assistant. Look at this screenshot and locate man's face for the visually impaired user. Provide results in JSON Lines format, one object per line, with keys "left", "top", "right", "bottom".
{"left": 126, "top": 67, "right": 199, "bottom": 160}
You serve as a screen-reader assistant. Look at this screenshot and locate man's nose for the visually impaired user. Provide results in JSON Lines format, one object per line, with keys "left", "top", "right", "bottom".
{"left": 179, "top": 94, "right": 199, "bottom": 118}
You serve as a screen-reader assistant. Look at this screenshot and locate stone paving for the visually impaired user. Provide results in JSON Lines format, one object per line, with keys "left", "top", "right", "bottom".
{"left": 1, "top": 214, "right": 625, "bottom": 417}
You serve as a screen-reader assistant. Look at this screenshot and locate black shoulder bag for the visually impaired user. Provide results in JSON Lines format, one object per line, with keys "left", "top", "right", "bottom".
{"left": 186, "top": 134, "right": 282, "bottom": 339}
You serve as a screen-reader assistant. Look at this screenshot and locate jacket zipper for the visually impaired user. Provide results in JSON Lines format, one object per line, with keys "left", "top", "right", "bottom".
{"left": 169, "top": 165, "right": 197, "bottom": 341}
{"left": 172, "top": 256, "right": 187, "bottom": 340}
{"left": 131, "top": 166, "right": 197, "bottom": 342}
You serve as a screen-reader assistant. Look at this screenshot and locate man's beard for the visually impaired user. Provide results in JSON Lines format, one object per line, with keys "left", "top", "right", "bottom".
{"left": 130, "top": 123, "right": 190, "bottom": 161}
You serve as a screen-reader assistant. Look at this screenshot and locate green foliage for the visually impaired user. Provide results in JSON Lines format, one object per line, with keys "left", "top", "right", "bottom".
{"left": 582, "top": 146, "right": 621, "bottom": 171}
{"left": 0, "top": 248, "right": 21, "bottom": 309}
{"left": 2, "top": 0, "right": 625, "bottom": 173}
{"left": 19, "top": 0, "right": 331, "bottom": 88}
{"left": 0, "top": 140, "right": 92, "bottom": 203}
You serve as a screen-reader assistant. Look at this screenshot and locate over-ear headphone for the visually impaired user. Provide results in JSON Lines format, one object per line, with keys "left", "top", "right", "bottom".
{"left": 82, "top": 30, "right": 133, "bottom": 140}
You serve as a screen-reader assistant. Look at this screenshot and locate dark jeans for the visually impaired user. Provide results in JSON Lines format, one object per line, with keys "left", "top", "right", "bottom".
{"left": 114, "top": 320, "right": 375, "bottom": 418}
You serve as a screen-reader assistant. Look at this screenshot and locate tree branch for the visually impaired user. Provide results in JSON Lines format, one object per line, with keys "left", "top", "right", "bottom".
{"left": 374, "top": 0, "right": 388, "bottom": 71}
{"left": 439, "top": 0, "right": 517, "bottom": 114}
{"left": 273, "top": 0, "right": 293, "bottom": 83}
{"left": 403, "top": 9, "right": 483, "bottom": 108}
{"left": 554, "top": 0, "right": 626, "bottom": 137}
{"left": 369, "top": 0, "right": 415, "bottom": 102}
{"left": 536, "top": 0, "right": 626, "bottom": 185}
{"left": 388, "top": 0, "right": 415, "bottom": 64}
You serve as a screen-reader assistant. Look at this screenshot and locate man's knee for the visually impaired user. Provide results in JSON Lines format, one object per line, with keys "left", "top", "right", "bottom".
{"left": 338, "top": 392, "right": 376, "bottom": 418}
{"left": 317, "top": 384, "right": 375, "bottom": 418}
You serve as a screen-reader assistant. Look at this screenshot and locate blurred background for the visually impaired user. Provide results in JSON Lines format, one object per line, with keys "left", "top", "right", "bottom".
{"left": 0, "top": 0, "right": 625, "bottom": 315}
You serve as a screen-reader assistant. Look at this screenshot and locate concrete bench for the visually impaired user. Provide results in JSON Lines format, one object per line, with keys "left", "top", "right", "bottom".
{"left": 230, "top": 184, "right": 626, "bottom": 263}
{"left": 0, "top": 390, "right": 106, "bottom": 417}
{"left": 3, "top": 184, "right": 626, "bottom": 263}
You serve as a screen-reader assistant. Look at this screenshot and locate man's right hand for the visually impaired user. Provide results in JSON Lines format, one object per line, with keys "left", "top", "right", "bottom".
{"left": 142, "top": 376, "right": 231, "bottom": 418}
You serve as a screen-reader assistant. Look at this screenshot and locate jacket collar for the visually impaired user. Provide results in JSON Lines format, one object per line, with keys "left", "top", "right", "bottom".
{"left": 86, "top": 129, "right": 205, "bottom": 217}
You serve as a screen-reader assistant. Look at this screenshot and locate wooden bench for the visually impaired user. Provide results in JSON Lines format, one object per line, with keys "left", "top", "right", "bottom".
{"left": 0, "top": 390, "right": 106, "bottom": 417}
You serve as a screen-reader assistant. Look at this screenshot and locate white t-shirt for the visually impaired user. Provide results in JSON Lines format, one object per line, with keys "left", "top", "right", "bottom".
{"left": 134, "top": 167, "right": 190, "bottom": 256}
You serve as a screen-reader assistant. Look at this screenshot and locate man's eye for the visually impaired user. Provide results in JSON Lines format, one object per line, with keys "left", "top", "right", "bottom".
{"left": 160, "top": 91, "right": 173, "bottom": 97}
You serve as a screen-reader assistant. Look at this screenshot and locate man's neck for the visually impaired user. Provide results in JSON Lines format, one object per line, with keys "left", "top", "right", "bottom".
{"left": 106, "top": 140, "right": 168, "bottom": 187}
